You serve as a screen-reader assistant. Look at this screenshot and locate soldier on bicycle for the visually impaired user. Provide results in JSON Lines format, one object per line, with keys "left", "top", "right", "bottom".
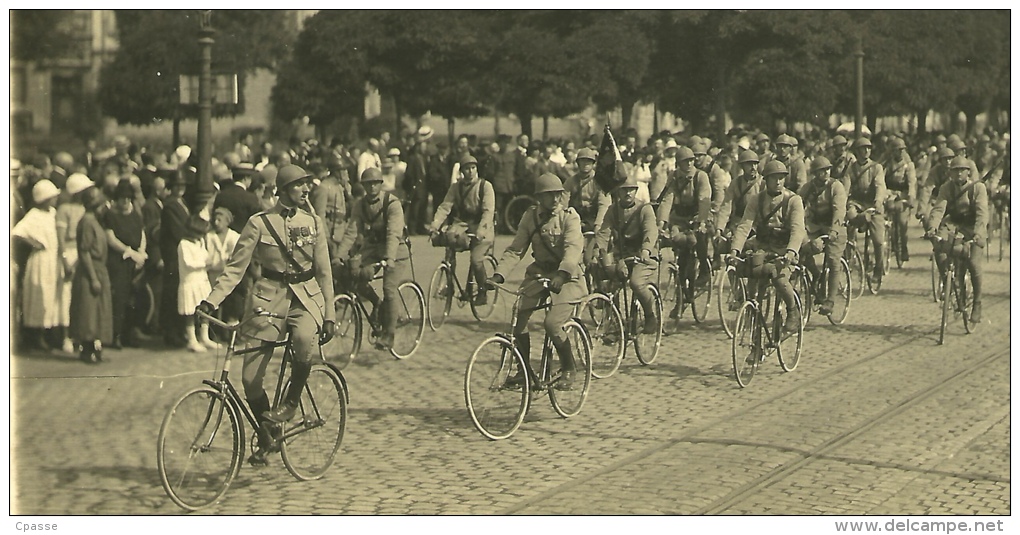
{"left": 842, "top": 137, "right": 888, "bottom": 285}
{"left": 729, "top": 160, "right": 807, "bottom": 334}
{"left": 716, "top": 149, "right": 764, "bottom": 258}
{"left": 564, "top": 147, "right": 611, "bottom": 271}
{"left": 334, "top": 168, "right": 409, "bottom": 350}
{"left": 198, "top": 164, "right": 336, "bottom": 465}
{"left": 883, "top": 137, "right": 917, "bottom": 262}
{"left": 428, "top": 154, "right": 496, "bottom": 306}
{"left": 486, "top": 173, "right": 587, "bottom": 390}
{"left": 925, "top": 156, "right": 988, "bottom": 324}
{"left": 655, "top": 146, "right": 712, "bottom": 319}
{"left": 593, "top": 176, "right": 660, "bottom": 334}
{"left": 797, "top": 156, "right": 848, "bottom": 316}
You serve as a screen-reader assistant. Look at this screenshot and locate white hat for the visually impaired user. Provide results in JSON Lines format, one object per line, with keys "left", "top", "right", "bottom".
{"left": 417, "top": 126, "right": 434, "bottom": 141}
{"left": 174, "top": 145, "right": 192, "bottom": 163}
{"left": 66, "top": 173, "right": 95, "bottom": 195}
{"left": 387, "top": 147, "right": 401, "bottom": 157}
{"left": 665, "top": 139, "right": 678, "bottom": 150}
{"left": 32, "top": 179, "right": 60, "bottom": 204}
{"left": 737, "top": 136, "right": 751, "bottom": 150}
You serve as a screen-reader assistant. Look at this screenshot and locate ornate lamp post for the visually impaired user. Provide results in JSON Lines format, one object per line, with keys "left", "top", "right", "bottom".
{"left": 854, "top": 33, "right": 865, "bottom": 140}
{"left": 194, "top": 10, "right": 217, "bottom": 213}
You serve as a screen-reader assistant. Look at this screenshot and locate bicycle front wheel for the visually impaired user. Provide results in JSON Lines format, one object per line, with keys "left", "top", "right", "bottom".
{"left": 549, "top": 319, "right": 594, "bottom": 418}
{"left": 322, "top": 294, "right": 362, "bottom": 368}
{"left": 930, "top": 255, "right": 943, "bottom": 303}
{"left": 960, "top": 268, "right": 977, "bottom": 334}
{"left": 864, "top": 237, "right": 881, "bottom": 294}
{"left": 633, "top": 285, "right": 663, "bottom": 365}
{"left": 281, "top": 364, "right": 347, "bottom": 481}
{"left": 157, "top": 387, "right": 242, "bottom": 511}
{"left": 794, "top": 270, "right": 812, "bottom": 328}
{"left": 390, "top": 282, "right": 426, "bottom": 359}
{"left": 469, "top": 256, "right": 499, "bottom": 321}
{"left": 731, "top": 302, "right": 759, "bottom": 388}
{"left": 827, "top": 259, "right": 852, "bottom": 325}
{"left": 504, "top": 195, "right": 536, "bottom": 235}
{"left": 464, "top": 336, "right": 529, "bottom": 440}
{"left": 848, "top": 245, "right": 865, "bottom": 300}
{"left": 579, "top": 293, "right": 625, "bottom": 379}
{"left": 938, "top": 266, "right": 955, "bottom": 345}
{"left": 690, "top": 259, "right": 713, "bottom": 323}
{"left": 777, "top": 294, "right": 804, "bottom": 372}
{"left": 427, "top": 263, "right": 452, "bottom": 331}
{"left": 717, "top": 266, "right": 744, "bottom": 338}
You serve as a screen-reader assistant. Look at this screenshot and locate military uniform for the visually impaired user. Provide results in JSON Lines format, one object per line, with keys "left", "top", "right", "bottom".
{"left": 798, "top": 173, "right": 848, "bottom": 309}
{"left": 716, "top": 171, "right": 763, "bottom": 236}
{"left": 656, "top": 164, "right": 713, "bottom": 284}
{"left": 310, "top": 174, "right": 349, "bottom": 269}
{"left": 593, "top": 195, "right": 658, "bottom": 324}
{"left": 782, "top": 155, "right": 809, "bottom": 193}
{"left": 843, "top": 155, "right": 887, "bottom": 277}
{"left": 884, "top": 154, "right": 917, "bottom": 260}
{"left": 429, "top": 171, "right": 496, "bottom": 296}
{"left": 927, "top": 164, "right": 988, "bottom": 320}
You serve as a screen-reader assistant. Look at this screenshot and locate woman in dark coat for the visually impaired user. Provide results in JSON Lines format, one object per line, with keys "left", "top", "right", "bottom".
{"left": 70, "top": 187, "right": 114, "bottom": 363}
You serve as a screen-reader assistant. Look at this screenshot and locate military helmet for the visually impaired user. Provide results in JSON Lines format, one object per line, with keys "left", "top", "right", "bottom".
{"left": 755, "top": 133, "right": 771, "bottom": 143}
{"left": 276, "top": 164, "right": 313, "bottom": 190}
{"left": 775, "top": 134, "right": 795, "bottom": 147}
{"left": 737, "top": 150, "right": 760, "bottom": 164}
{"left": 576, "top": 147, "right": 597, "bottom": 161}
{"left": 889, "top": 137, "right": 907, "bottom": 150}
{"left": 810, "top": 156, "right": 833, "bottom": 173}
{"left": 615, "top": 175, "right": 640, "bottom": 190}
{"left": 831, "top": 135, "right": 848, "bottom": 146}
{"left": 852, "top": 137, "right": 873, "bottom": 149}
{"left": 361, "top": 167, "right": 384, "bottom": 183}
{"left": 949, "top": 138, "right": 967, "bottom": 152}
{"left": 762, "top": 160, "right": 788, "bottom": 177}
{"left": 691, "top": 142, "right": 708, "bottom": 155}
{"left": 950, "top": 156, "right": 971, "bottom": 170}
{"left": 533, "top": 173, "right": 565, "bottom": 194}
{"left": 675, "top": 146, "right": 696, "bottom": 161}
{"left": 459, "top": 154, "right": 478, "bottom": 168}
{"left": 937, "top": 147, "right": 956, "bottom": 160}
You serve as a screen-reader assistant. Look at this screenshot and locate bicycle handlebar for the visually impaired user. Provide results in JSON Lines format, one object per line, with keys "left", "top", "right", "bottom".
{"left": 488, "top": 277, "right": 551, "bottom": 297}
{"left": 196, "top": 307, "right": 285, "bottom": 332}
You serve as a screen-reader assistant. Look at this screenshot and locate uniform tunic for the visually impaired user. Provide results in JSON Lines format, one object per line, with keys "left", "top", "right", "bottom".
{"left": 563, "top": 170, "right": 611, "bottom": 232}
{"left": 12, "top": 207, "right": 61, "bottom": 328}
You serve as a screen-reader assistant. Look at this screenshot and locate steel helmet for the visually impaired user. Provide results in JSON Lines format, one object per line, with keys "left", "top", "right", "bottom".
{"left": 762, "top": 160, "right": 788, "bottom": 177}
{"left": 755, "top": 133, "right": 771, "bottom": 143}
{"left": 937, "top": 147, "right": 956, "bottom": 160}
{"left": 576, "top": 147, "right": 597, "bottom": 161}
{"left": 889, "top": 137, "right": 907, "bottom": 150}
{"left": 276, "top": 164, "right": 313, "bottom": 189}
{"left": 775, "top": 134, "right": 795, "bottom": 146}
{"left": 691, "top": 142, "right": 708, "bottom": 155}
{"left": 737, "top": 150, "right": 760, "bottom": 164}
{"left": 949, "top": 138, "right": 967, "bottom": 152}
{"left": 675, "top": 146, "right": 696, "bottom": 161}
{"left": 934, "top": 134, "right": 947, "bottom": 144}
{"left": 361, "top": 167, "right": 384, "bottom": 183}
{"left": 615, "top": 175, "right": 640, "bottom": 190}
{"left": 810, "top": 156, "right": 832, "bottom": 173}
{"left": 831, "top": 135, "right": 848, "bottom": 146}
{"left": 459, "top": 154, "right": 478, "bottom": 168}
{"left": 533, "top": 173, "right": 565, "bottom": 194}
{"left": 852, "top": 137, "right": 873, "bottom": 149}
{"left": 950, "top": 156, "right": 971, "bottom": 170}
{"left": 65, "top": 173, "right": 95, "bottom": 196}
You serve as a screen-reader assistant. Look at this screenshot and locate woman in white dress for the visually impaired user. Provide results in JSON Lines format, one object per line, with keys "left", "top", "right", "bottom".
{"left": 12, "top": 180, "right": 62, "bottom": 352}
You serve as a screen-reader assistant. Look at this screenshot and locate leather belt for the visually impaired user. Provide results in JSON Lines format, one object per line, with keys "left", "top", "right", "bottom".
{"left": 263, "top": 268, "right": 314, "bottom": 284}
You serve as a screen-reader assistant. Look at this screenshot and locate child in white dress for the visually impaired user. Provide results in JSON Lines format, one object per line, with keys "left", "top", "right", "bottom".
{"left": 177, "top": 216, "right": 216, "bottom": 352}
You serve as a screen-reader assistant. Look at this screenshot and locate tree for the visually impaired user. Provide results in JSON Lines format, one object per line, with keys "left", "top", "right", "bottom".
{"left": 11, "top": 10, "right": 79, "bottom": 62}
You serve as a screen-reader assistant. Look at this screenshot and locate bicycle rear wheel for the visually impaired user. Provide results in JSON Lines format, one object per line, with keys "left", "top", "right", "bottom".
{"left": 464, "top": 336, "right": 529, "bottom": 440}
{"left": 281, "top": 364, "right": 347, "bottom": 481}
{"left": 938, "top": 266, "right": 955, "bottom": 345}
{"left": 469, "top": 256, "right": 499, "bottom": 321}
{"left": 864, "top": 236, "right": 881, "bottom": 294}
{"left": 794, "top": 270, "right": 812, "bottom": 327}
{"left": 157, "top": 387, "right": 242, "bottom": 511}
{"left": 389, "top": 282, "right": 426, "bottom": 359}
{"left": 427, "top": 263, "right": 452, "bottom": 331}
{"left": 322, "top": 294, "right": 362, "bottom": 368}
{"left": 848, "top": 245, "right": 866, "bottom": 300}
{"left": 659, "top": 260, "right": 677, "bottom": 318}
{"left": 827, "top": 259, "right": 852, "bottom": 325}
{"left": 504, "top": 195, "right": 536, "bottom": 235}
{"left": 717, "top": 266, "right": 744, "bottom": 338}
{"left": 930, "top": 255, "right": 943, "bottom": 303}
{"left": 579, "top": 293, "right": 625, "bottom": 379}
{"left": 960, "top": 269, "right": 977, "bottom": 334}
{"left": 731, "top": 302, "right": 759, "bottom": 388}
{"left": 549, "top": 319, "right": 593, "bottom": 418}
{"left": 690, "top": 259, "right": 713, "bottom": 323}
{"left": 777, "top": 294, "right": 804, "bottom": 372}
{"left": 633, "top": 285, "right": 662, "bottom": 365}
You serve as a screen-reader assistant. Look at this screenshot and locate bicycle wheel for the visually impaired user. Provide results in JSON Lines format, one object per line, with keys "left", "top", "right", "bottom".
{"left": 960, "top": 268, "right": 977, "bottom": 334}
{"left": 134, "top": 281, "right": 156, "bottom": 330}
{"left": 633, "top": 285, "right": 663, "bottom": 365}
{"left": 157, "top": 387, "right": 242, "bottom": 511}
{"left": 777, "top": 294, "right": 804, "bottom": 372}
{"left": 549, "top": 319, "right": 593, "bottom": 418}
{"left": 864, "top": 235, "right": 882, "bottom": 294}
{"left": 280, "top": 364, "right": 347, "bottom": 481}
{"left": 469, "top": 256, "right": 499, "bottom": 321}
{"left": 659, "top": 261, "right": 677, "bottom": 316}
{"left": 427, "top": 263, "right": 452, "bottom": 331}
{"left": 794, "top": 270, "right": 813, "bottom": 327}
{"left": 464, "top": 336, "right": 529, "bottom": 440}
{"left": 889, "top": 221, "right": 900, "bottom": 270}
{"left": 848, "top": 246, "right": 866, "bottom": 300}
{"left": 579, "top": 293, "right": 625, "bottom": 379}
{"left": 827, "top": 259, "right": 852, "bottom": 325}
{"left": 322, "top": 294, "right": 361, "bottom": 367}
{"left": 717, "top": 266, "right": 744, "bottom": 338}
{"left": 390, "top": 282, "right": 426, "bottom": 359}
{"left": 938, "top": 266, "right": 955, "bottom": 345}
{"left": 690, "top": 259, "right": 713, "bottom": 323}
{"left": 504, "top": 195, "right": 536, "bottom": 235}
{"left": 731, "top": 302, "right": 759, "bottom": 388}
{"left": 930, "top": 255, "right": 943, "bottom": 303}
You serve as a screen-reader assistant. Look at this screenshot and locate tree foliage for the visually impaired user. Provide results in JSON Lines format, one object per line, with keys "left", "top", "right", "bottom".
{"left": 11, "top": 10, "right": 79, "bottom": 62}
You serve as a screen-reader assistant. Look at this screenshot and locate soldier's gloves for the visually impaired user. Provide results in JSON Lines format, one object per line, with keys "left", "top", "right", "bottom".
{"left": 640, "top": 248, "right": 654, "bottom": 264}
{"left": 197, "top": 301, "right": 217, "bottom": 318}
{"left": 319, "top": 320, "right": 336, "bottom": 345}
{"left": 485, "top": 273, "right": 505, "bottom": 291}
{"left": 548, "top": 271, "right": 569, "bottom": 294}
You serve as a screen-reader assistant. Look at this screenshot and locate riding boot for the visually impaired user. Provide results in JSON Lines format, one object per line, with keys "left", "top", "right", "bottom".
{"left": 265, "top": 360, "right": 311, "bottom": 423}
{"left": 506, "top": 333, "right": 534, "bottom": 388}
{"left": 551, "top": 337, "right": 577, "bottom": 391}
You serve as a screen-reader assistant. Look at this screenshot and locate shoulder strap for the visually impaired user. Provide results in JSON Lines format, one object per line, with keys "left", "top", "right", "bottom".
{"left": 260, "top": 213, "right": 305, "bottom": 272}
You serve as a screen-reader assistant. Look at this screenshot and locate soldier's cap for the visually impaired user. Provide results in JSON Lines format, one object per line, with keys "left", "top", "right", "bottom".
{"left": 937, "top": 147, "right": 956, "bottom": 160}
{"left": 775, "top": 134, "right": 796, "bottom": 146}
{"left": 361, "top": 167, "right": 384, "bottom": 183}
{"left": 890, "top": 137, "right": 907, "bottom": 150}
{"left": 949, "top": 156, "right": 971, "bottom": 170}
{"left": 755, "top": 133, "right": 771, "bottom": 143}
{"left": 676, "top": 146, "right": 696, "bottom": 161}
{"left": 276, "top": 164, "right": 313, "bottom": 190}
{"left": 763, "top": 160, "right": 788, "bottom": 177}
{"left": 810, "top": 156, "right": 832, "bottom": 172}
{"left": 737, "top": 150, "right": 760, "bottom": 164}
{"left": 852, "top": 137, "right": 873, "bottom": 149}
{"left": 691, "top": 142, "right": 708, "bottom": 155}
{"left": 576, "top": 147, "right": 598, "bottom": 161}
{"left": 831, "top": 135, "right": 848, "bottom": 146}
{"left": 533, "top": 173, "right": 565, "bottom": 194}
{"left": 459, "top": 154, "right": 478, "bottom": 168}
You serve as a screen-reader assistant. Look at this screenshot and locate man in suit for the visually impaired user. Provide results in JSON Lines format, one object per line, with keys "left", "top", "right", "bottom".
{"left": 199, "top": 164, "right": 335, "bottom": 465}
{"left": 159, "top": 170, "right": 193, "bottom": 347}
{"left": 215, "top": 163, "right": 263, "bottom": 234}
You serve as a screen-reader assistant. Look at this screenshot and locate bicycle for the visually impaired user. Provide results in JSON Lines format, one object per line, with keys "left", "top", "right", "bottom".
{"left": 931, "top": 233, "right": 979, "bottom": 345}
{"left": 609, "top": 256, "right": 663, "bottom": 365}
{"left": 729, "top": 254, "right": 805, "bottom": 388}
{"left": 427, "top": 233, "right": 499, "bottom": 330}
{"left": 847, "top": 206, "right": 882, "bottom": 295}
{"left": 715, "top": 253, "right": 746, "bottom": 338}
{"left": 791, "top": 234, "right": 853, "bottom": 326}
{"left": 324, "top": 238, "right": 427, "bottom": 363}
{"left": 658, "top": 222, "right": 713, "bottom": 326}
{"left": 503, "top": 194, "right": 537, "bottom": 235}
{"left": 886, "top": 196, "right": 909, "bottom": 270}
{"left": 574, "top": 290, "right": 625, "bottom": 379}
{"left": 157, "top": 309, "right": 348, "bottom": 511}
{"left": 464, "top": 278, "right": 593, "bottom": 440}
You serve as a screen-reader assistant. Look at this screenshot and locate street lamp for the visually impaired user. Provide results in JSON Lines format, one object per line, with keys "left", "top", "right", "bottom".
{"left": 854, "top": 33, "right": 865, "bottom": 140}
{"left": 194, "top": 10, "right": 216, "bottom": 213}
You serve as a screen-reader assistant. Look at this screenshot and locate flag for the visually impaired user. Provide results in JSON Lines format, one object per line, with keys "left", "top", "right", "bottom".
{"left": 594, "top": 124, "right": 627, "bottom": 194}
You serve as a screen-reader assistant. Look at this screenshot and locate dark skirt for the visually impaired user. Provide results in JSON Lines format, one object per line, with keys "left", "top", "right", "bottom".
{"left": 69, "top": 262, "right": 114, "bottom": 344}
